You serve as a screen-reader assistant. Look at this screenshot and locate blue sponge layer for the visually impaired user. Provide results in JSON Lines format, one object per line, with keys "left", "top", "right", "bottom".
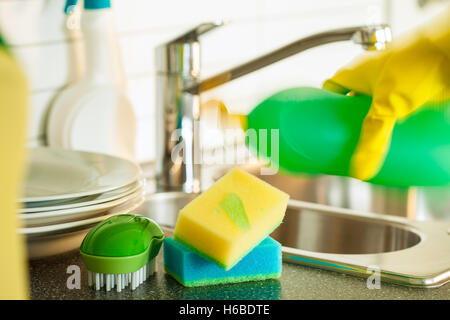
{"left": 163, "top": 237, "right": 282, "bottom": 287}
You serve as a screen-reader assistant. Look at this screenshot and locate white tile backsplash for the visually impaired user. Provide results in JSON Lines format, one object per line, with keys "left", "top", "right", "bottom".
{"left": 0, "top": 0, "right": 56, "bottom": 45}
{"left": 9, "top": 0, "right": 442, "bottom": 163}
{"left": 387, "top": 0, "right": 450, "bottom": 36}
{"left": 126, "top": 75, "right": 155, "bottom": 117}
{"left": 135, "top": 114, "right": 156, "bottom": 161}
{"left": 113, "top": 0, "right": 261, "bottom": 34}
{"left": 13, "top": 40, "right": 81, "bottom": 91}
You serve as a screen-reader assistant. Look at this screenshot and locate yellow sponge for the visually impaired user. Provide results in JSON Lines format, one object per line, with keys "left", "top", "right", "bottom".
{"left": 174, "top": 168, "right": 289, "bottom": 270}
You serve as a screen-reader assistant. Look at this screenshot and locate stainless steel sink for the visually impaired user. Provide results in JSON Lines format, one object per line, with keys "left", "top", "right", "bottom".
{"left": 135, "top": 185, "right": 450, "bottom": 288}
{"left": 273, "top": 203, "right": 421, "bottom": 255}
{"left": 135, "top": 191, "right": 196, "bottom": 230}
{"left": 278, "top": 200, "right": 450, "bottom": 288}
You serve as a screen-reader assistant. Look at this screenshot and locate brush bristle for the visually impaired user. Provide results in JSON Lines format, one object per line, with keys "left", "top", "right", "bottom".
{"left": 87, "top": 259, "right": 156, "bottom": 292}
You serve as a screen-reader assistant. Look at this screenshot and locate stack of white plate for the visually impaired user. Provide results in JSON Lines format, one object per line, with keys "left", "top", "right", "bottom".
{"left": 18, "top": 147, "right": 146, "bottom": 259}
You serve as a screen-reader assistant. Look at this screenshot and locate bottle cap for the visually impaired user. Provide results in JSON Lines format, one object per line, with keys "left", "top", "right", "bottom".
{"left": 64, "top": 0, "right": 111, "bottom": 14}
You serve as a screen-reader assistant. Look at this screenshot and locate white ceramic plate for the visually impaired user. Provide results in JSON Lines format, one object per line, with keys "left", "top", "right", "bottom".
{"left": 23, "top": 196, "right": 87, "bottom": 208}
{"left": 20, "top": 147, "right": 141, "bottom": 202}
{"left": 20, "top": 179, "right": 144, "bottom": 213}
{"left": 22, "top": 195, "right": 145, "bottom": 259}
{"left": 20, "top": 187, "right": 145, "bottom": 227}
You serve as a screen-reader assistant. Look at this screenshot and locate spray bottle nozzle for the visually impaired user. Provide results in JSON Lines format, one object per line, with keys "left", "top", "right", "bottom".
{"left": 64, "top": 0, "right": 78, "bottom": 14}
{"left": 64, "top": 0, "right": 111, "bottom": 14}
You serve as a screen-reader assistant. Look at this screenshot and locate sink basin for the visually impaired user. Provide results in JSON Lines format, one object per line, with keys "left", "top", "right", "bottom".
{"left": 273, "top": 204, "right": 421, "bottom": 255}
{"left": 135, "top": 191, "right": 196, "bottom": 230}
{"left": 135, "top": 187, "right": 450, "bottom": 288}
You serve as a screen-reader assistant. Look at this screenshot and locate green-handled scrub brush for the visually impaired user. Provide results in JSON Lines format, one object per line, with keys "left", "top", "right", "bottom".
{"left": 80, "top": 214, "right": 164, "bottom": 292}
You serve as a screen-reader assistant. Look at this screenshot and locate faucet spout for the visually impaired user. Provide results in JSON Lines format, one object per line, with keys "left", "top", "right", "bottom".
{"left": 185, "top": 25, "right": 391, "bottom": 94}
{"left": 155, "top": 23, "right": 391, "bottom": 193}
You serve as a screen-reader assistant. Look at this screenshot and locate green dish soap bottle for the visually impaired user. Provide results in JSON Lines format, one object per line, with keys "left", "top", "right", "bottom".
{"left": 245, "top": 87, "right": 450, "bottom": 187}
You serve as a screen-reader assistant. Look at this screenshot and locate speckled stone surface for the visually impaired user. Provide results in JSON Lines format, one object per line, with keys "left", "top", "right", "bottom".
{"left": 29, "top": 247, "right": 450, "bottom": 300}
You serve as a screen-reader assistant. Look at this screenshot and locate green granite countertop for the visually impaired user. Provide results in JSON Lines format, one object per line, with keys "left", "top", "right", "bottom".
{"left": 29, "top": 248, "right": 450, "bottom": 300}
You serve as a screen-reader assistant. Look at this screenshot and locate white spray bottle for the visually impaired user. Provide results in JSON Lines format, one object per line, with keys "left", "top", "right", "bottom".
{"left": 47, "top": 0, "right": 136, "bottom": 160}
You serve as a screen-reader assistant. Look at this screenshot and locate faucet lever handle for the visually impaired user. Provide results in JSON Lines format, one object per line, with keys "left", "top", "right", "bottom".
{"left": 169, "top": 21, "right": 226, "bottom": 44}
{"left": 352, "top": 24, "right": 392, "bottom": 50}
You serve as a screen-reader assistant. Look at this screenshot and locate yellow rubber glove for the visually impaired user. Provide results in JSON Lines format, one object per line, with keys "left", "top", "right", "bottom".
{"left": 323, "top": 7, "right": 450, "bottom": 181}
{"left": 0, "top": 38, "right": 29, "bottom": 299}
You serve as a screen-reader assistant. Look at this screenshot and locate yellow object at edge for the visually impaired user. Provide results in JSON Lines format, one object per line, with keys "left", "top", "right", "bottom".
{"left": 0, "top": 43, "right": 29, "bottom": 299}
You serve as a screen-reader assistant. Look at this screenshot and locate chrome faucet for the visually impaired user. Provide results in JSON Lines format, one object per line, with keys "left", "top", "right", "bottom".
{"left": 155, "top": 22, "right": 391, "bottom": 193}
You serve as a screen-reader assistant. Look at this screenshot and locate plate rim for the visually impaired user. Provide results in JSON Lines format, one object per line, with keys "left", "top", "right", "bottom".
{"left": 20, "top": 187, "right": 145, "bottom": 223}
{"left": 20, "top": 179, "right": 144, "bottom": 213}
{"left": 20, "top": 194, "right": 145, "bottom": 236}
{"left": 20, "top": 147, "right": 142, "bottom": 202}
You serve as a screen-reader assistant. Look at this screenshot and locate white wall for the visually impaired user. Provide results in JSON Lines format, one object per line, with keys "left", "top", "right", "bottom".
{"left": 387, "top": 0, "right": 449, "bottom": 35}
{"left": 1, "top": 0, "right": 446, "bottom": 163}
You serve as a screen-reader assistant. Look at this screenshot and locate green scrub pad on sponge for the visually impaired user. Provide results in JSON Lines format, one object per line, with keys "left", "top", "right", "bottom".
{"left": 164, "top": 237, "right": 281, "bottom": 287}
